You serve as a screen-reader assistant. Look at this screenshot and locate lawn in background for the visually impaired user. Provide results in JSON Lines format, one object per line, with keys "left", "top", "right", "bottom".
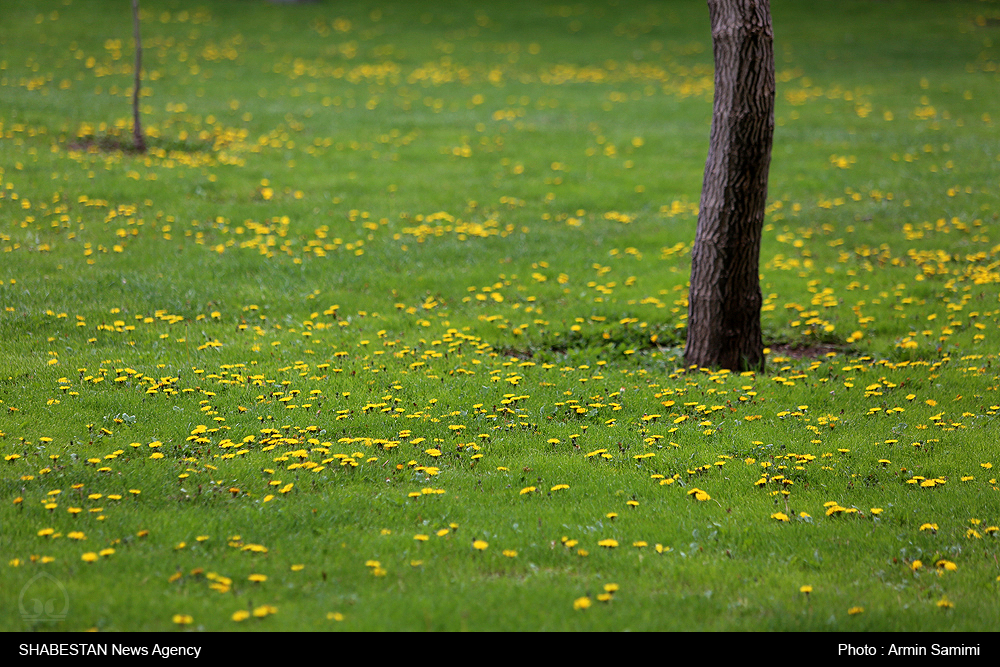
{"left": 1, "top": 0, "right": 999, "bottom": 631}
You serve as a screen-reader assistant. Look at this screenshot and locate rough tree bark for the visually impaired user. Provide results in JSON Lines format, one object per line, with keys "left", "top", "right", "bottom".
{"left": 684, "top": 0, "right": 774, "bottom": 371}
{"left": 131, "top": 0, "right": 146, "bottom": 153}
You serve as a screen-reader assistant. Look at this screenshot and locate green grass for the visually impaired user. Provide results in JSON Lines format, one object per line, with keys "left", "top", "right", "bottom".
{"left": 2, "top": 0, "right": 1000, "bottom": 631}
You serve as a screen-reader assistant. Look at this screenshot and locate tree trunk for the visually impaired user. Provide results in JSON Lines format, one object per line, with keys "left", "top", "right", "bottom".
{"left": 684, "top": 0, "right": 774, "bottom": 372}
{"left": 131, "top": 0, "right": 146, "bottom": 153}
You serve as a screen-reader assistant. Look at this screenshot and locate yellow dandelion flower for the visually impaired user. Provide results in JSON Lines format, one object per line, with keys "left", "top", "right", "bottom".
{"left": 848, "top": 606, "right": 865, "bottom": 615}
{"left": 172, "top": 614, "right": 193, "bottom": 625}
{"left": 232, "top": 610, "right": 250, "bottom": 622}
{"left": 472, "top": 539, "right": 489, "bottom": 551}
{"left": 81, "top": 552, "right": 98, "bottom": 563}
{"left": 598, "top": 538, "right": 618, "bottom": 548}
{"left": 248, "top": 573, "right": 267, "bottom": 583}
{"left": 253, "top": 605, "right": 277, "bottom": 618}
{"left": 573, "top": 596, "right": 592, "bottom": 610}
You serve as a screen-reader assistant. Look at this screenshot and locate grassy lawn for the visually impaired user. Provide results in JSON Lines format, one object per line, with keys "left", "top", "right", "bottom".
{"left": 2, "top": 0, "right": 999, "bottom": 632}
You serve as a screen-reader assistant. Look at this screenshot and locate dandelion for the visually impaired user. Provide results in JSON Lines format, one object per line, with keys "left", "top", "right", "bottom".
{"left": 248, "top": 573, "right": 267, "bottom": 583}
{"left": 688, "top": 488, "right": 711, "bottom": 501}
{"left": 848, "top": 606, "right": 865, "bottom": 615}
{"left": 911, "top": 560, "right": 923, "bottom": 571}
{"left": 327, "top": 612, "right": 345, "bottom": 621}
{"left": 414, "top": 534, "right": 429, "bottom": 541}
{"left": 472, "top": 539, "right": 489, "bottom": 550}
{"left": 172, "top": 614, "right": 193, "bottom": 625}
{"left": 597, "top": 538, "right": 618, "bottom": 548}
{"left": 937, "top": 597, "right": 954, "bottom": 609}
{"left": 232, "top": 610, "right": 250, "bottom": 622}
{"left": 800, "top": 585, "right": 813, "bottom": 595}
{"left": 771, "top": 512, "right": 790, "bottom": 522}
{"left": 519, "top": 486, "right": 536, "bottom": 495}
{"left": 253, "top": 605, "right": 277, "bottom": 618}
{"left": 81, "top": 552, "right": 98, "bottom": 563}
{"left": 919, "top": 523, "right": 938, "bottom": 533}
{"left": 573, "top": 596, "right": 592, "bottom": 610}
{"left": 502, "top": 549, "right": 518, "bottom": 558}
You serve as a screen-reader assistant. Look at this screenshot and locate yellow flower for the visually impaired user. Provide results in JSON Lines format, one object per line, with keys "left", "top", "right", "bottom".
{"left": 800, "top": 585, "right": 813, "bottom": 594}
{"left": 519, "top": 486, "right": 536, "bottom": 495}
{"left": 327, "top": 612, "right": 345, "bottom": 621}
{"left": 172, "top": 614, "right": 193, "bottom": 625}
{"left": 253, "top": 605, "right": 277, "bottom": 618}
{"left": 936, "top": 597, "right": 954, "bottom": 609}
{"left": 248, "top": 573, "right": 267, "bottom": 583}
{"left": 848, "top": 606, "right": 865, "bottom": 615}
{"left": 911, "top": 560, "right": 923, "bottom": 571}
{"left": 472, "top": 539, "right": 489, "bottom": 550}
{"left": 604, "top": 583, "right": 619, "bottom": 593}
{"left": 502, "top": 549, "right": 517, "bottom": 558}
{"left": 687, "top": 488, "right": 711, "bottom": 501}
{"left": 771, "top": 512, "right": 790, "bottom": 522}
{"left": 597, "top": 538, "right": 618, "bottom": 548}
{"left": 81, "top": 552, "right": 98, "bottom": 563}
{"left": 573, "top": 596, "right": 592, "bottom": 610}
{"left": 232, "top": 610, "right": 250, "bottom": 622}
